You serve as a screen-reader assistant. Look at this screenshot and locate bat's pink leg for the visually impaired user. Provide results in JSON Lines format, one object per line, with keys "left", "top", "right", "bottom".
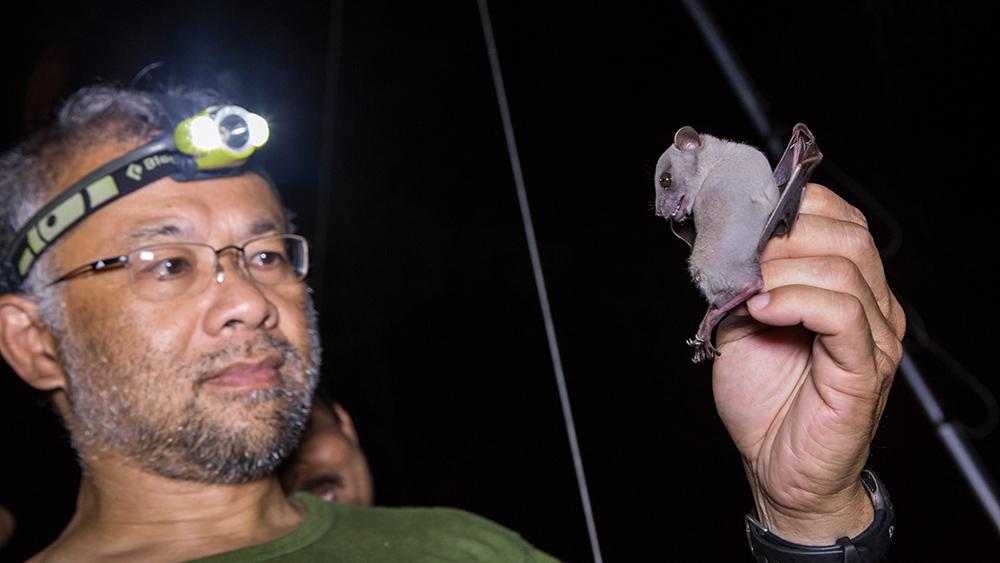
{"left": 687, "top": 278, "right": 764, "bottom": 363}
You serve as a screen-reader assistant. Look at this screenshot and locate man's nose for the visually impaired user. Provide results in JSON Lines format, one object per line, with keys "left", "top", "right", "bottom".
{"left": 203, "top": 250, "right": 278, "bottom": 334}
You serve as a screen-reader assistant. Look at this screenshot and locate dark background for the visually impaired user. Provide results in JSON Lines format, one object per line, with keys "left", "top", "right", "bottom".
{"left": 1, "top": 1, "right": 997, "bottom": 561}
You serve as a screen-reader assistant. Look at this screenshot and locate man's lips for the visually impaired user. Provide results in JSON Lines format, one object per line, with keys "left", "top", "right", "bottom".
{"left": 202, "top": 356, "right": 284, "bottom": 390}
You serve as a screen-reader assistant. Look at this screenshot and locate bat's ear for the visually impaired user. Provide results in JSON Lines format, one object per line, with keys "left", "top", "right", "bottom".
{"left": 674, "top": 126, "right": 701, "bottom": 152}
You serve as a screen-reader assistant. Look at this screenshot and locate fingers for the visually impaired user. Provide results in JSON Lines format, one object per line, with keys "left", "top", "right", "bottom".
{"left": 798, "top": 183, "right": 868, "bottom": 228}
{"left": 746, "top": 285, "right": 890, "bottom": 411}
{"left": 759, "top": 255, "right": 901, "bottom": 372}
{"left": 761, "top": 184, "right": 906, "bottom": 341}
{"left": 754, "top": 182, "right": 905, "bottom": 394}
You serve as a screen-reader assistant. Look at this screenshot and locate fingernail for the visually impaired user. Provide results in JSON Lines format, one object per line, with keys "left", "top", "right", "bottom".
{"left": 747, "top": 292, "right": 770, "bottom": 311}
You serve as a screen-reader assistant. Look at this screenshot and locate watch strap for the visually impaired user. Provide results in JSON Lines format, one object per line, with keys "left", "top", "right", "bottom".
{"left": 745, "top": 470, "right": 895, "bottom": 563}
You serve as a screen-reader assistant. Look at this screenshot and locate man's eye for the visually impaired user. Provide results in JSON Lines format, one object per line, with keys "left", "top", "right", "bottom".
{"left": 145, "top": 257, "right": 194, "bottom": 280}
{"left": 249, "top": 250, "right": 288, "bottom": 269}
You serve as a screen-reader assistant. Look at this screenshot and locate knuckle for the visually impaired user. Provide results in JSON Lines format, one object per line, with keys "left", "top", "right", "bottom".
{"left": 804, "top": 184, "right": 868, "bottom": 228}
{"left": 879, "top": 323, "right": 903, "bottom": 362}
{"left": 839, "top": 221, "right": 878, "bottom": 259}
{"left": 888, "top": 337, "right": 903, "bottom": 367}
{"left": 890, "top": 295, "right": 907, "bottom": 338}
{"left": 838, "top": 291, "right": 867, "bottom": 323}
{"left": 821, "top": 255, "right": 861, "bottom": 288}
{"left": 877, "top": 338, "right": 903, "bottom": 379}
{"left": 849, "top": 206, "right": 870, "bottom": 229}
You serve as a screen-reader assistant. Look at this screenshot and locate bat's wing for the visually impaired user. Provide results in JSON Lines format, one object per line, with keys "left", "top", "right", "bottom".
{"left": 756, "top": 123, "right": 823, "bottom": 254}
{"left": 670, "top": 218, "right": 696, "bottom": 249}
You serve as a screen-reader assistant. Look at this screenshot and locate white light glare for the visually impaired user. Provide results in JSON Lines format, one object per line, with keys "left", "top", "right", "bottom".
{"left": 247, "top": 113, "right": 270, "bottom": 147}
{"left": 189, "top": 115, "right": 223, "bottom": 151}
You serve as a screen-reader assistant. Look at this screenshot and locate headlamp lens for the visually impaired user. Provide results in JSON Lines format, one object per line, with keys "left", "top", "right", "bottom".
{"left": 219, "top": 113, "right": 250, "bottom": 150}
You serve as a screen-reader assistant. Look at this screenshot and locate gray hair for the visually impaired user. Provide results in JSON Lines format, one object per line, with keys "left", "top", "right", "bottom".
{"left": 0, "top": 84, "right": 170, "bottom": 298}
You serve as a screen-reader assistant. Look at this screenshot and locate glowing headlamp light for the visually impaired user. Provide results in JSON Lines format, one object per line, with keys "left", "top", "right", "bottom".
{"left": 175, "top": 105, "right": 269, "bottom": 169}
{"left": 1, "top": 97, "right": 272, "bottom": 295}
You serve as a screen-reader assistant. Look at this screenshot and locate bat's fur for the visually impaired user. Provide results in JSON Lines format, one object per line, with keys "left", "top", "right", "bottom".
{"left": 654, "top": 125, "right": 821, "bottom": 363}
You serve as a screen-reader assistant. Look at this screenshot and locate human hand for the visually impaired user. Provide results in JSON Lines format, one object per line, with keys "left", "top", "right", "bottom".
{"left": 711, "top": 183, "right": 905, "bottom": 544}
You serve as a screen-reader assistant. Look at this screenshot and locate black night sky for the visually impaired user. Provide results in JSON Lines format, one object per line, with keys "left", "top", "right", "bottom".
{"left": 1, "top": 1, "right": 997, "bottom": 561}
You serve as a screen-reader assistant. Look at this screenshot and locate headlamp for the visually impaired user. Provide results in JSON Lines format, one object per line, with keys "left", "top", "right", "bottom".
{"left": 0, "top": 96, "right": 271, "bottom": 295}
{"left": 175, "top": 105, "right": 269, "bottom": 169}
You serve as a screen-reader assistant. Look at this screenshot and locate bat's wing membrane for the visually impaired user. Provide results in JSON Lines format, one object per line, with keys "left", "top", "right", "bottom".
{"left": 757, "top": 123, "right": 823, "bottom": 254}
{"left": 670, "top": 218, "right": 696, "bottom": 249}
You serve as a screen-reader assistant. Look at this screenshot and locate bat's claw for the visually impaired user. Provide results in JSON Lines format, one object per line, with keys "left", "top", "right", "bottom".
{"left": 686, "top": 336, "right": 720, "bottom": 363}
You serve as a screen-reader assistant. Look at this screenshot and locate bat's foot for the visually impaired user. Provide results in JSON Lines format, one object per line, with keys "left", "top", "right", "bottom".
{"left": 686, "top": 336, "right": 720, "bottom": 363}
{"left": 686, "top": 281, "right": 765, "bottom": 363}
{"left": 687, "top": 305, "right": 727, "bottom": 363}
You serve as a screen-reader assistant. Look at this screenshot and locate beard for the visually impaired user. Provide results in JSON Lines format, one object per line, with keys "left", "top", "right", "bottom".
{"left": 45, "top": 294, "right": 322, "bottom": 484}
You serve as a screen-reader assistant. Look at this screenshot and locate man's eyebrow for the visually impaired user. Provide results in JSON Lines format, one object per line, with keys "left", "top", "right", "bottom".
{"left": 127, "top": 223, "right": 190, "bottom": 246}
{"left": 250, "top": 219, "right": 284, "bottom": 236}
{"left": 124, "top": 218, "right": 285, "bottom": 248}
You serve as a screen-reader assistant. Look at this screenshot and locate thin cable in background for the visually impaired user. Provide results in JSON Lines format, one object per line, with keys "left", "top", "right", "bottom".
{"left": 475, "top": 1, "right": 603, "bottom": 561}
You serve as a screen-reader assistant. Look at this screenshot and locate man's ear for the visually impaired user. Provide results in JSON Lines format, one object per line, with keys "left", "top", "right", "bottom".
{"left": 0, "top": 293, "right": 66, "bottom": 391}
{"left": 332, "top": 402, "right": 361, "bottom": 447}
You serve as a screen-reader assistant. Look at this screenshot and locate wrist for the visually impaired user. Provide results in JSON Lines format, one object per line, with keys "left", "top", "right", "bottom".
{"left": 753, "top": 478, "right": 873, "bottom": 544}
{"left": 745, "top": 470, "right": 895, "bottom": 563}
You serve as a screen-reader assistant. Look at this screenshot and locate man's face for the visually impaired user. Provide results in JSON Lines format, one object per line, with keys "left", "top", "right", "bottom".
{"left": 280, "top": 399, "right": 375, "bottom": 506}
{"left": 44, "top": 145, "right": 319, "bottom": 483}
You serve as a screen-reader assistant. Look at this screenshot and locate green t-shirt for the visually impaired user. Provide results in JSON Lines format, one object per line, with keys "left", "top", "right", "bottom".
{"left": 189, "top": 493, "right": 560, "bottom": 562}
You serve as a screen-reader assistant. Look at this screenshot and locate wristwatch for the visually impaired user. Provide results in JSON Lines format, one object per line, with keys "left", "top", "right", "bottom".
{"left": 745, "top": 470, "right": 895, "bottom": 563}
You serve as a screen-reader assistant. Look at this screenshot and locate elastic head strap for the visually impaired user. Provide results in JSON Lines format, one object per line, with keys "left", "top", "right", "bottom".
{"left": 0, "top": 94, "right": 264, "bottom": 295}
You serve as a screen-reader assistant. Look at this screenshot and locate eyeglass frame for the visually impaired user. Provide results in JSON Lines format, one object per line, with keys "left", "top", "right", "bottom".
{"left": 48, "top": 233, "right": 309, "bottom": 299}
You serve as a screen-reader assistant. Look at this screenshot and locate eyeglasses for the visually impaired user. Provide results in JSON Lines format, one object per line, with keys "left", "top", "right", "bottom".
{"left": 49, "top": 234, "right": 309, "bottom": 300}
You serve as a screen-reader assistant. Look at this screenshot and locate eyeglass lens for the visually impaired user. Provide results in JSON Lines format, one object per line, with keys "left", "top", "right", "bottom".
{"left": 127, "top": 235, "right": 307, "bottom": 299}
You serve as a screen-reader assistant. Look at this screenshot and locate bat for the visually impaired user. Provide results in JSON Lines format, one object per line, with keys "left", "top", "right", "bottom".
{"left": 653, "top": 124, "right": 822, "bottom": 363}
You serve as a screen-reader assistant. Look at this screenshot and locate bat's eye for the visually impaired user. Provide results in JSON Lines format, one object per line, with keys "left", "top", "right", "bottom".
{"left": 659, "top": 173, "right": 671, "bottom": 188}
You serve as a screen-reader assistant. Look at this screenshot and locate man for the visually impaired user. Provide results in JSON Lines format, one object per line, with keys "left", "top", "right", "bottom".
{"left": 0, "top": 85, "right": 904, "bottom": 561}
{"left": 280, "top": 394, "right": 375, "bottom": 507}
{"left": 0, "top": 394, "right": 373, "bottom": 558}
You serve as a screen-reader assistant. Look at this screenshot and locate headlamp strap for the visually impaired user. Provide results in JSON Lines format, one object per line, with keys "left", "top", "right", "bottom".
{"left": 1, "top": 135, "right": 179, "bottom": 293}
{"left": 1, "top": 94, "right": 266, "bottom": 295}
